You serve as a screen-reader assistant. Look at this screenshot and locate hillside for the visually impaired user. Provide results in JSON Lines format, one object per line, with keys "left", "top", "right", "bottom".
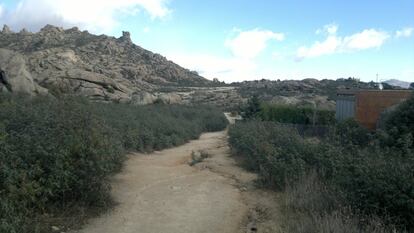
{"left": 232, "top": 78, "right": 388, "bottom": 110}
{"left": 384, "top": 79, "right": 411, "bottom": 89}
{"left": 233, "top": 78, "right": 382, "bottom": 98}
{"left": 0, "top": 25, "right": 211, "bottom": 104}
{"left": 1, "top": 25, "right": 406, "bottom": 110}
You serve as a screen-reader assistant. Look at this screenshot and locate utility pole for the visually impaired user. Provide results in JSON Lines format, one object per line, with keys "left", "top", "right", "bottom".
{"left": 376, "top": 73, "right": 384, "bottom": 90}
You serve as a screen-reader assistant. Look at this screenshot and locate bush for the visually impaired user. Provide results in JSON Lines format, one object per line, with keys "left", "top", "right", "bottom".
{"left": 331, "top": 142, "right": 413, "bottom": 225}
{"left": 242, "top": 95, "right": 261, "bottom": 119}
{"left": 229, "top": 121, "right": 312, "bottom": 189}
{"left": 383, "top": 94, "right": 414, "bottom": 150}
{"left": 0, "top": 93, "right": 228, "bottom": 232}
{"left": 229, "top": 120, "right": 414, "bottom": 231}
{"left": 281, "top": 173, "right": 393, "bottom": 233}
{"left": 258, "top": 103, "right": 336, "bottom": 125}
{"left": 334, "top": 118, "right": 372, "bottom": 146}
{"left": 89, "top": 103, "right": 227, "bottom": 152}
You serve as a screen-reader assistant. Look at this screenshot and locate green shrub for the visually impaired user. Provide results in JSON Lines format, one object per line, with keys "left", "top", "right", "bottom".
{"left": 229, "top": 121, "right": 311, "bottom": 189}
{"left": 0, "top": 96, "right": 123, "bottom": 208}
{"left": 229, "top": 120, "right": 414, "bottom": 231}
{"left": 259, "top": 103, "right": 336, "bottom": 125}
{"left": 243, "top": 95, "right": 261, "bottom": 119}
{"left": 330, "top": 147, "right": 414, "bottom": 229}
{"left": 334, "top": 118, "right": 372, "bottom": 146}
{"left": 383, "top": 94, "right": 414, "bottom": 150}
{"left": 281, "top": 173, "right": 394, "bottom": 233}
{"left": 0, "top": 93, "right": 228, "bottom": 232}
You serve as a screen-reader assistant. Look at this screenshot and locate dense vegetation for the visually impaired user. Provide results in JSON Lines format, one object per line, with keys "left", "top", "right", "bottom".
{"left": 259, "top": 103, "right": 335, "bottom": 125}
{"left": 0, "top": 94, "right": 228, "bottom": 233}
{"left": 243, "top": 96, "right": 335, "bottom": 125}
{"left": 230, "top": 94, "right": 414, "bottom": 232}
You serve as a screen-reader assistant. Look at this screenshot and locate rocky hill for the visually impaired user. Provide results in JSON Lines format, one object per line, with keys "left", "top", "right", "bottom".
{"left": 0, "top": 24, "right": 211, "bottom": 104}
{"left": 2, "top": 25, "right": 404, "bottom": 110}
{"left": 384, "top": 79, "right": 411, "bottom": 89}
{"left": 232, "top": 78, "right": 389, "bottom": 110}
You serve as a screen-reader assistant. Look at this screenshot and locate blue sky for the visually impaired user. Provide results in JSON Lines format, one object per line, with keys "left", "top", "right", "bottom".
{"left": 0, "top": 0, "right": 413, "bottom": 83}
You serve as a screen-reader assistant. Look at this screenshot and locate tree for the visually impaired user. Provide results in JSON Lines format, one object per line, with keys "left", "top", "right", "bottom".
{"left": 385, "top": 94, "right": 414, "bottom": 149}
{"left": 243, "top": 95, "right": 261, "bottom": 119}
{"left": 410, "top": 83, "right": 414, "bottom": 89}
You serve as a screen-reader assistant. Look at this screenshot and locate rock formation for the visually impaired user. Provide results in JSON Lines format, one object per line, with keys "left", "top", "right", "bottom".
{"left": 0, "top": 48, "right": 47, "bottom": 95}
{"left": 0, "top": 24, "right": 211, "bottom": 104}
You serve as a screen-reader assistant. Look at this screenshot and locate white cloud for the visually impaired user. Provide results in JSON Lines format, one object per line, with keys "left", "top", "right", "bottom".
{"left": 169, "top": 28, "right": 285, "bottom": 82}
{"left": 167, "top": 53, "right": 258, "bottom": 83}
{"left": 297, "top": 25, "right": 390, "bottom": 60}
{"left": 316, "top": 23, "right": 338, "bottom": 35}
{"left": 326, "top": 24, "right": 338, "bottom": 35}
{"left": 0, "top": 0, "right": 171, "bottom": 33}
{"left": 343, "top": 29, "right": 389, "bottom": 50}
{"left": 225, "top": 28, "right": 285, "bottom": 59}
{"left": 395, "top": 27, "right": 413, "bottom": 38}
{"left": 297, "top": 35, "right": 341, "bottom": 59}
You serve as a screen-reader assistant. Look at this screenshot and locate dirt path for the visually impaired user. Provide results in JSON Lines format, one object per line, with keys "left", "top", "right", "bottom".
{"left": 73, "top": 116, "right": 281, "bottom": 233}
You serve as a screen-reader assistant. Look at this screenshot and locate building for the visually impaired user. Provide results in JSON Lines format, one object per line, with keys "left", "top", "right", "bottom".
{"left": 336, "top": 90, "right": 413, "bottom": 130}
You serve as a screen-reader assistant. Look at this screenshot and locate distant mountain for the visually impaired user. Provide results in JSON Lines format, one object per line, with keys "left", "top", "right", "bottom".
{"left": 384, "top": 79, "right": 411, "bottom": 89}
{"left": 0, "top": 24, "right": 211, "bottom": 104}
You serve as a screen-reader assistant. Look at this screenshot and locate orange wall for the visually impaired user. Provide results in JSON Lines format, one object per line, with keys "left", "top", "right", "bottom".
{"left": 355, "top": 91, "right": 412, "bottom": 130}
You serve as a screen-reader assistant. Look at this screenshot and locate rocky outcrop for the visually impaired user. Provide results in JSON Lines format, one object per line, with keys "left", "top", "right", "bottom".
{"left": 131, "top": 92, "right": 157, "bottom": 105}
{"left": 232, "top": 78, "right": 387, "bottom": 110}
{"left": 2, "top": 25, "right": 12, "bottom": 34}
{"left": 0, "top": 48, "right": 47, "bottom": 95}
{"left": 0, "top": 24, "right": 211, "bottom": 102}
{"left": 158, "top": 93, "right": 182, "bottom": 104}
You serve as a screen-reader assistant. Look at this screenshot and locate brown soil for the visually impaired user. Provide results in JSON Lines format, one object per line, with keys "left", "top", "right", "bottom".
{"left": 72, "top": 116, "right": 281, "bottom": 233}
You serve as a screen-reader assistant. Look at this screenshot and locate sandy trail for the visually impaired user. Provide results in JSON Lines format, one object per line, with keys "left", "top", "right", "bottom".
{"left": 73, "top": 115, "right": 281, "bottom": 233}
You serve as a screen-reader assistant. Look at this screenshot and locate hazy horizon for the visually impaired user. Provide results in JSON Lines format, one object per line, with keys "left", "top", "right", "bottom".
{"left": 0, "top": 0, "right": 413, "bottom": 83}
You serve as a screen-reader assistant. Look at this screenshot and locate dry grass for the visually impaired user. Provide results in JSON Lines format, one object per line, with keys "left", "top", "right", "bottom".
{"left": 278, "top": 173, "right": 399, "bottom": 233}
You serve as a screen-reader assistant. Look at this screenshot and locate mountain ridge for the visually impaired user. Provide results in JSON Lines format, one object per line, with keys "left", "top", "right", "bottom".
{"left": 384, "top": 79, "right": 411, "bottom": 89}
{"left": 0, "top": 24, "right": 211, "bottom": 104}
